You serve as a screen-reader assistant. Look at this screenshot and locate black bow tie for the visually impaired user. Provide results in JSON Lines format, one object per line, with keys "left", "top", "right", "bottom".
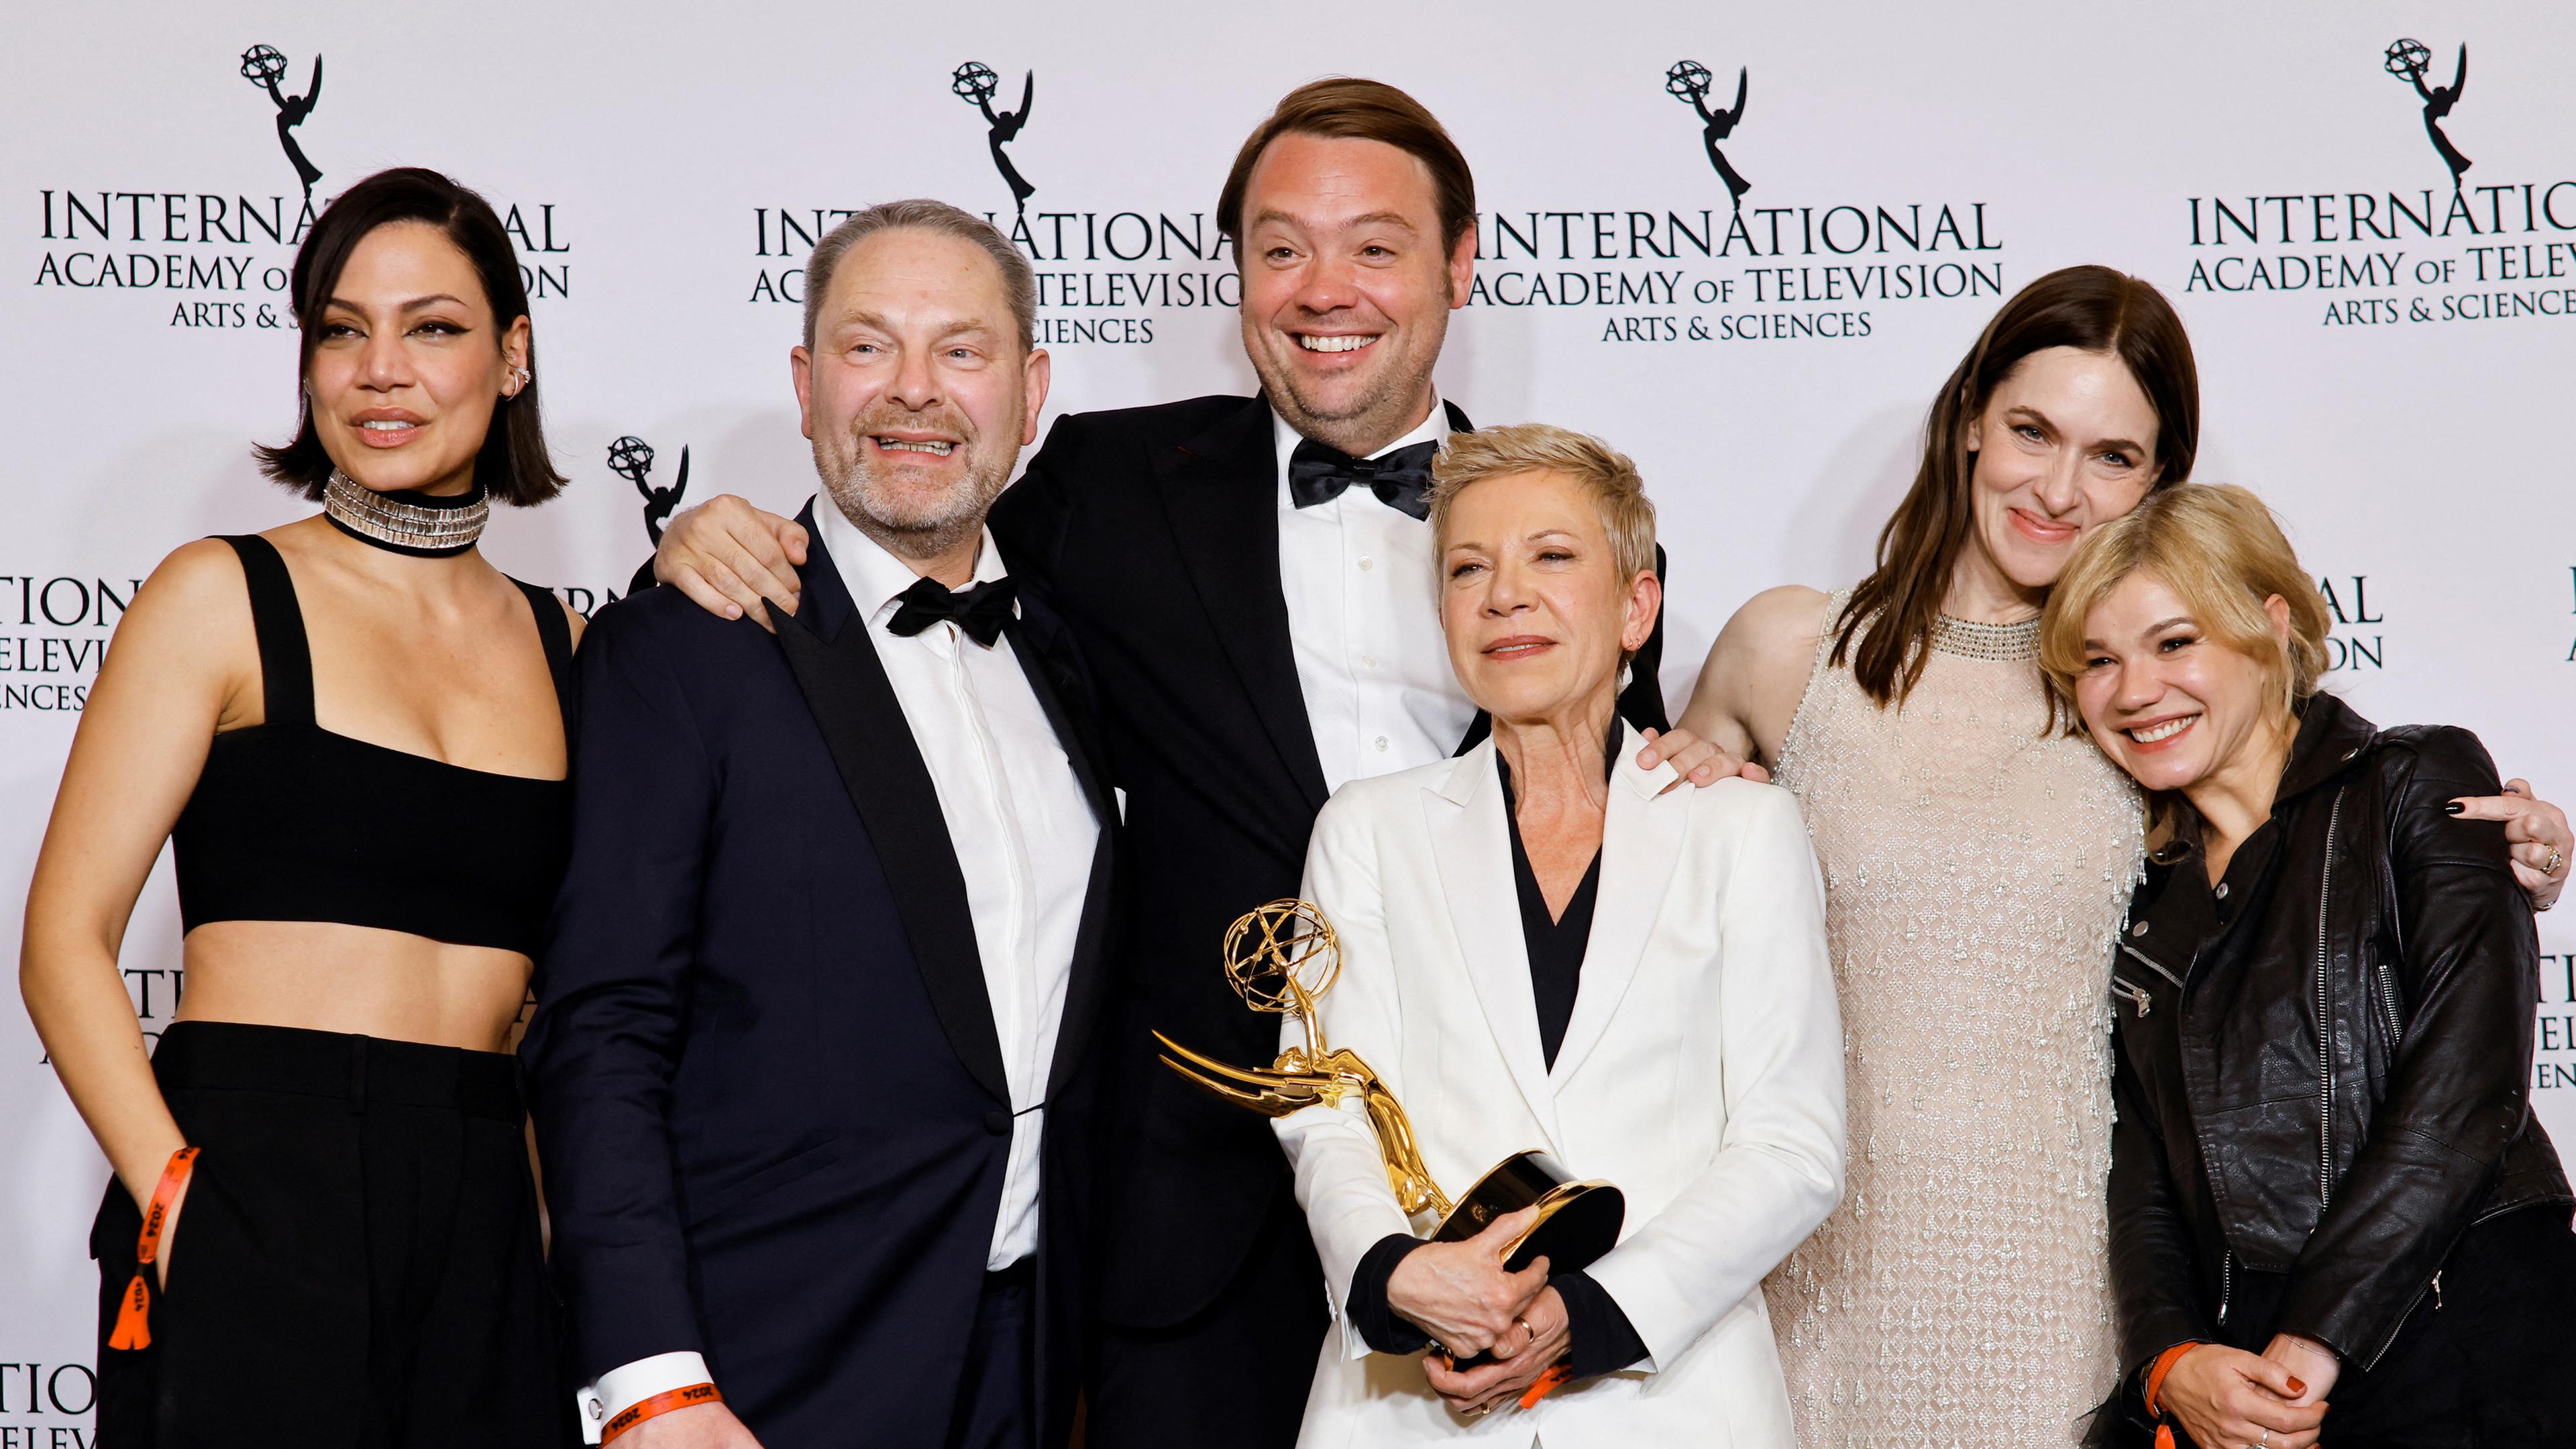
{"left": 1288, "top": 438, "right": 1440, "bottom": 521}
{"left": 888, "top": 576, "right": 1018, "bottom": 647}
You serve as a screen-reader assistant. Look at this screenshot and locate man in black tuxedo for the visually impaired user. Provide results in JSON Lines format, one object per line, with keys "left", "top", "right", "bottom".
{"left": 526, "top": 200, "right": 1112, "bottom": 1449}
{"left": 648, "top": 81, "right": 1712, "bottom": 1447}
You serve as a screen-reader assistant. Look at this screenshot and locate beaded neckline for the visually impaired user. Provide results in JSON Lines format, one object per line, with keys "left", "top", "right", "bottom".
{"left": 1931, "top": 612, "right": 2041, "bottom": 661}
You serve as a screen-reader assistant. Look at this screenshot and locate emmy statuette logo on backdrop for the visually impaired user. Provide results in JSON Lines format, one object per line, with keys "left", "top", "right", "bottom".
{"left": 953, "top": 61, "right": 1036, "bottom": 217}
{"left": 1155, "top": 900, "right": 1625, "bottom": 1369}
{"left": 2383, "top": 38, "right": 2470, "bottom": 193}
{"left": 1666, "top": 60, "right": 1751, "bottom": 212}
{"left": 608, "top": 436, "right": 691, "bottom": 547}
{"left": 238, "top": 44, "right": 323, "bottom": 203}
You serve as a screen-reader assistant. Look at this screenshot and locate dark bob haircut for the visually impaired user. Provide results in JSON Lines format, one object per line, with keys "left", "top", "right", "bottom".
{"left": 254, "top": 166, "right": 565, "bottom": 505}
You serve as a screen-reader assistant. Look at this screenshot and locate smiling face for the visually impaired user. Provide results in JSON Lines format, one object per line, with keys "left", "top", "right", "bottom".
{"left": 1237, "top": 133, "right": 1474, "bottom": 456}
{"left": 305, "top": 220, "right": 527, "bottom": 497}
{"left": 1958, "top": 345, "right": 2164, "bottom": 600}
{"left": 793, "top": 226, "right": 1050, "bottom": 560}
{"left": 2074, "top": 570, "right": 2294, "bottom": 797}
{"left": 1439, "top": 470, "right": 1658, "bottom": 727}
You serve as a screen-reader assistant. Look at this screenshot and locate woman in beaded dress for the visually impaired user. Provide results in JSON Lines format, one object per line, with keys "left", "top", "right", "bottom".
{"left": 1674, "top": 268, "right": 2194, "bottom": 1444}
{"left": 1662, "top": 269, "right": 2575, "bottom": 1447}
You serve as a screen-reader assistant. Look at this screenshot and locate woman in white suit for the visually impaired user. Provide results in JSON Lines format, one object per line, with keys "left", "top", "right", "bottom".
{"left": 1274, "top": 424, "right": 1846, "bottom": 1447}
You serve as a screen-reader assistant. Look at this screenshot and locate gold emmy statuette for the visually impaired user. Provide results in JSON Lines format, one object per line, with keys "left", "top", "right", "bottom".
{"left": 1155, "top": 899, "right": 1625, "bottom": 1356}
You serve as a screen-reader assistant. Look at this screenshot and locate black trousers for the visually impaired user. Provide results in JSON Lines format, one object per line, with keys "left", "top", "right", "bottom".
{"left": 947, "top": 1259, "right": 1037, "bottom": 1449}
{"left": 2199, "top": 1205, "right": 2576, "bottom": 1448}
{"left": 1085, "top": 1186, "right": 1327, "bottom": 1449}
{"left": 91, "top": 1022, "right": 568, "bottom": 1448}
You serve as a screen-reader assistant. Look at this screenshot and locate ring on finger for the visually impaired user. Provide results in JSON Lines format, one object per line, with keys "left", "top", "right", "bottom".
{"left": 2546, "top": 843, "right": 2565, "bottom": 878}
{"left": 1516, "top": 1315, "right": 1536, "bottom": 1352}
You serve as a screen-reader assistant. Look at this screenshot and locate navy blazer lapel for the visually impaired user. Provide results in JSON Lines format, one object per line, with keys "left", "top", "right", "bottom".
{"left": 1152, "top": 395, "right": 1330, "bottom": 814}
{"left": 771, "top": 502, "right": 1010, "bottom": 1108}
{"left": 1003, "top": 596, "right": 1116, "bottom": 1096}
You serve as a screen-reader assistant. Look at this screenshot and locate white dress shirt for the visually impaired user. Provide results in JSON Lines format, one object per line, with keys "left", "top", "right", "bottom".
{"left": 1273, "top": 398, "right": 1478, "bottom": 792}
{"left": 578, "top": 495, "right": 1100, "bottom": 1440}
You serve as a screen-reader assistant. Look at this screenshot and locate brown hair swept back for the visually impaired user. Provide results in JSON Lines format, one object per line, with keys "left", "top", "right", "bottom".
{"left": 1216, "top": 78, "right": 1477, "bottom": 254}
{"left": 1835, "top": 264, "right": 2199, "bottom": 714}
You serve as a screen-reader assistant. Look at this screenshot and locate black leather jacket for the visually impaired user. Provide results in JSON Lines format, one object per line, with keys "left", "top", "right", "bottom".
{"left": 2106, "top": 692, "right": 2571, "bottom": 1379}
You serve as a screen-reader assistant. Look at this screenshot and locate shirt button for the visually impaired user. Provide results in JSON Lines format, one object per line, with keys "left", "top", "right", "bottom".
{"left": 1358, "top": 555, "right": 1375, "bottom": 572}
{"left": 2214, "top": 882, "right": 2230, "bottom": 900}
{"left": 2131, "top": 920, "right": 2151, "bottom": 936}
{"left": 1359, "top": 655, "right": 1378, "bottom": 672}
{"left": 1375, "top": 736, "right": 1389, "bottom": 752}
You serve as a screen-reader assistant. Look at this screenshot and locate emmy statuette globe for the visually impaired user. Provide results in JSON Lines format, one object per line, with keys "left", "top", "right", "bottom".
{"left": 606, "top": 435, "right": 657, "bottom": 484}
{"left": 951, "top": 61, "right": 1000, "bottom": 103}
{"left": 239, "top": 44, "right": 288, "bottom": 87}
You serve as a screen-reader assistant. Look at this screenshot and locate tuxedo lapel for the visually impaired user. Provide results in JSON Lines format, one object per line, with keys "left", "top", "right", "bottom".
{"left": 1152, "top": 396, "right": 1329, "bottom": 814}
{"left": 773, "top": 506, "right": 1010, "bottom": 1107}
{"left": 1423, "top": 745, "right": 1563, "bottom": 1152}
{"left": 1005, "top": 600, "right": 1112, "bottom": 824}
{"left": 1550, "top": 723, "right": 1686, "bottom": 1084}
{"left": 1004, "top": 603, "right": 1115, "bottom": 1096}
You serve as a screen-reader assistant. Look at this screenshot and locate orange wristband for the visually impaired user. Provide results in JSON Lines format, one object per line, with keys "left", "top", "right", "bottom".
{"left": 105, "top": 1146, "right": 198, "bottom": 1352}
{"left": 1517, "top": 1361, "right": 1574, "bottom": 1409}
{"left": 602, "top": 1383, "right": 722, "bottom": 1444}
{"left": 2142, "top": 1340, "right": 2199, "bottom": 1417}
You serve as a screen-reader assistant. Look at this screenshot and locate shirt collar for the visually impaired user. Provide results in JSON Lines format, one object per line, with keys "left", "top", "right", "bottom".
{"left": 1271, "top": 393, "right": 1451, "bottom": 495}
{"left": 813, "top": 488, "right": 1009, "bottom": 625}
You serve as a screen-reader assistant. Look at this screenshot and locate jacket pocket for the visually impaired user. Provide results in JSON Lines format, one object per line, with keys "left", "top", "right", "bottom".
{"left": 682, "top": 1137, "right": 848, "bottom": 1230}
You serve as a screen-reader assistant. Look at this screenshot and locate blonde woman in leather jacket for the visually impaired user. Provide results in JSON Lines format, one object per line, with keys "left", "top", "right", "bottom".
{"left": 2043, "top": 483, "right": 2575, "bottom": 1449}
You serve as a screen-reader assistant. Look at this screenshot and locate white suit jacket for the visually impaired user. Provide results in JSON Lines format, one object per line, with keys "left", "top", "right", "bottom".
{"left": 1273, "top": 724, "right": 1845, "bottom": 1449}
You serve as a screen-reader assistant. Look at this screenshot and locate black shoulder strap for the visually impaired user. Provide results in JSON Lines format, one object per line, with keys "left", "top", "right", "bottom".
{"left": 510, "top": 578, "right": 576, "bottom": 724}
{"left": 216, "top": 535, "right": 314, "bottom": 728}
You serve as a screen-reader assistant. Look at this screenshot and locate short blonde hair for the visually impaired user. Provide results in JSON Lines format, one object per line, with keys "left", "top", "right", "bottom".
{"left": 1426, "top": 423, "right": 1657, "bottom": 584}
{"left": 2039, "top": 483, "right": 2331, "bottom": 721}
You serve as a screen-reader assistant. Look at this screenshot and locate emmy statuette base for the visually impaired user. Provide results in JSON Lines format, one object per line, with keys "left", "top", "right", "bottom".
{"left": 1430, "top": 1150, "right": 1624, "bottom": 1371}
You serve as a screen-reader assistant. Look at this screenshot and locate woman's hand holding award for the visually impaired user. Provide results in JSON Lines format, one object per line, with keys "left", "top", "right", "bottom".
{"left": 1153, "top": 900, "right": 1625, "bottom": 1370}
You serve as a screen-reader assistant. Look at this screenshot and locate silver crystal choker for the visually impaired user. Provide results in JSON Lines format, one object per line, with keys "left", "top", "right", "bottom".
{"left": 1931, "top": 611, "right": 2041, "bottom": 661}
{"left": 323, "top": 470, "right": 489, "bottom": 557}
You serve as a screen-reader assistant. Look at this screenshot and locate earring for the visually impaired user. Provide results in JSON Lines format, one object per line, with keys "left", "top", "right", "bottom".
{"left": 504, "top": 362, "right": 532, "bottom": 396}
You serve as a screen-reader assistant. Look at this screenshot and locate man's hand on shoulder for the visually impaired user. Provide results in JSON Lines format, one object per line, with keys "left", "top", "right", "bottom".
{"left": 654, "top": 496, "right": 807, "bottom": 634}
{"left": 2448, "top": 776, "right": 2572, "bottom": 912}
{"left": 616, "top": 1401, "right": 763, "bottom": 1448}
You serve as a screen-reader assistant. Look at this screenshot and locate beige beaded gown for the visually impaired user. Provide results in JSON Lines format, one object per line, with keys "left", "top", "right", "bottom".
{"left": 1764, "top": 592, "right": 2142, "bottom": 1447}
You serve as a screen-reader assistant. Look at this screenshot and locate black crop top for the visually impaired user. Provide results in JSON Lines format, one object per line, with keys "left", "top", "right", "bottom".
{"left": 170, "top": 535, "right": 574, "bottom": 956}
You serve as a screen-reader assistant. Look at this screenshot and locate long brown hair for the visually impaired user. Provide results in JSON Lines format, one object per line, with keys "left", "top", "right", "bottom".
{"left": 1835, "top": 265, "right": 2198, "bottom": 708}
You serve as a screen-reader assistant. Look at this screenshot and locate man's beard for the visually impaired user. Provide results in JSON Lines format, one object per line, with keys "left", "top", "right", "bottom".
{"left": 814, "top": 407, "right": 1018, "bottom": 562}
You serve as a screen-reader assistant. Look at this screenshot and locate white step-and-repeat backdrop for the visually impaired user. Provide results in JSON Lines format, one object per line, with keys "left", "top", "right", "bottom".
{"left": 5, "top": 0, "right": 2573, "bottom": 1427}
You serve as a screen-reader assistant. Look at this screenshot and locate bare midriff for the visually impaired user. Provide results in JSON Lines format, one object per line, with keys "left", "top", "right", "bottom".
{"left": 176, "top": 920, "right": 531, "bottom": 1054}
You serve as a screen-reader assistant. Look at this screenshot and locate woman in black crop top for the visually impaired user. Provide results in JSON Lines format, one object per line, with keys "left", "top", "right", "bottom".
{"left": 21, "top": 169, "right": 580, "bottom": 1447}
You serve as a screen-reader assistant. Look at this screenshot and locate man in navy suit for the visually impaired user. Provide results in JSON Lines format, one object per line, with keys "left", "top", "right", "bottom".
{"left": 643, "top": 80, "right": 1723, "bottom": 1446}
{"left": 525, "top": 199, "right": 1112, "bottom": 1449}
